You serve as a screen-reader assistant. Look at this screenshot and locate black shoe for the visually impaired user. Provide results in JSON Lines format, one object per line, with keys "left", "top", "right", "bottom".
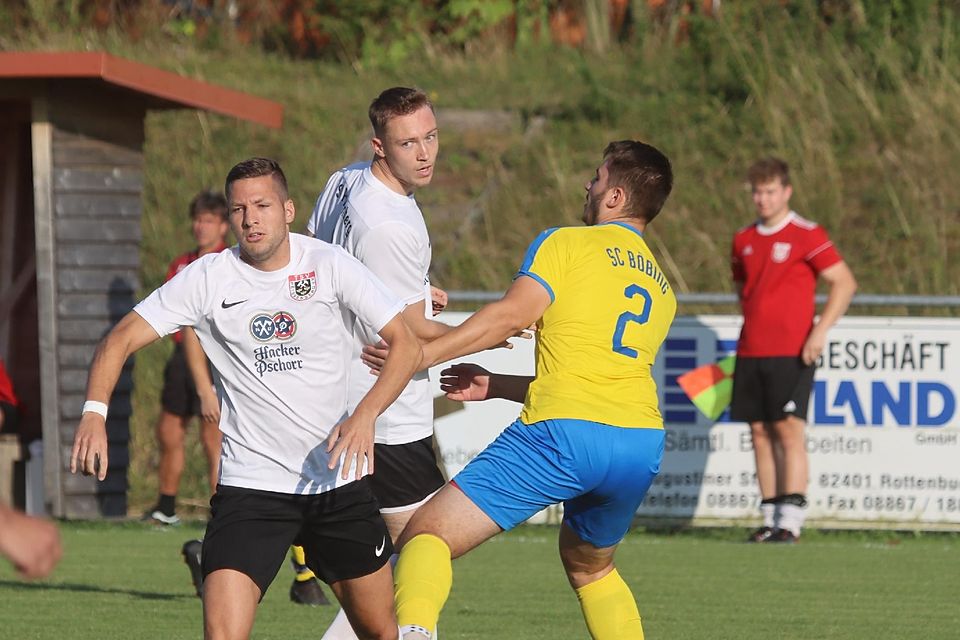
{"left": 181, "top": 539, "right": 204, "bottom": 597}
{"left": 769, "top": 528, "right": 799, "bottom": 544}
{"left": 747, "top": 526, "right": 776, "bottom": 543}
{"left": 290, "top": 577, "right": 330, "bottom": 606}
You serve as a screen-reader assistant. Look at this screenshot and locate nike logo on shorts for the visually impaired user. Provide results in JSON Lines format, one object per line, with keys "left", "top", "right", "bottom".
{"left": 221, "top": 299, "right": 247, "bottom": 309}
{"left": 375, "top": 536, "right": 386, "bottom": 557}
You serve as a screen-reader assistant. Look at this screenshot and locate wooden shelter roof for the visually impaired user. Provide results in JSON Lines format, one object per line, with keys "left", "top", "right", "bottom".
{"left": 0, "top": 51, "right": 283, "bottom": 128}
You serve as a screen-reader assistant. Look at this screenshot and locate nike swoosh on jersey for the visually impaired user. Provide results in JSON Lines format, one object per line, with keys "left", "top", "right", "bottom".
{"left": 221, "top": 299, "right": 247, "bottom": 309}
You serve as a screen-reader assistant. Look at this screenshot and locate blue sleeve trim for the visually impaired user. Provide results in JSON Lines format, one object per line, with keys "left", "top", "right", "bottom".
{"left": 515, "top": 227, "right": 559, "bottom": 303}
{"left": 517, "top": 227, "right": 559, "bottom": 273}
{"left": 515, "top": 271, "right": 555, "bottom": 303}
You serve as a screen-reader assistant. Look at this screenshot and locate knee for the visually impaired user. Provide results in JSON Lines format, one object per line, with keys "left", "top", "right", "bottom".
{"left": 772, "top": 419, "right": 805, "bottom": 445}
{"left": 353, "top": 620, "right": 398, "bottom": 640}
{"left": 749, "top": 422, "right": 771, "bottom": 444}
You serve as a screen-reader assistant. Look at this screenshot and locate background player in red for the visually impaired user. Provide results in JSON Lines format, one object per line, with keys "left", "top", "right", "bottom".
{"left": 144, "top": 191, "right": 229, "bottom": 526}
{"left": 0, "top": 358, "right": 19, "bottom": 434}
{"left": 731, "top": 157, "right": 857, "bottom": 543}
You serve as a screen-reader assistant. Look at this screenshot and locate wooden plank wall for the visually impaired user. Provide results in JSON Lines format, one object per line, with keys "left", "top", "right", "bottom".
{"left": 52, "top": 127, "right": 142, "bottom": 518}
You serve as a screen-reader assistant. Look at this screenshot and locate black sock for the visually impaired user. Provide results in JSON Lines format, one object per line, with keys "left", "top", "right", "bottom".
{"left": 157, "top": 494, "right": 176, "bottom": 517}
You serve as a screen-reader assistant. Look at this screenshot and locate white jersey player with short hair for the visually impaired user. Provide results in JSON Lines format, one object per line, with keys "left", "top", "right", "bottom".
{"left": 135, "top": 233, "right": 404, "bottom": 494}
{"left": 308, "top": 162, "right": 434, "bottom": 446}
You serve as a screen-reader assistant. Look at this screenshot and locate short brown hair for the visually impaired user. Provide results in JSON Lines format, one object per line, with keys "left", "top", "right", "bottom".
{"left": 602, "top": 140, "right": 673, "bottom": 223}
{"left": 748, "top": 157, "right": 790, "bottom": 187}
{"left": 224, "top": 157, "right": 289, "bottom": 202}
{"left": 368, "top": 87, "right": 434, "bottom": 138}
{"left": 189, "top": 190, "right": 227, "bottom": 221}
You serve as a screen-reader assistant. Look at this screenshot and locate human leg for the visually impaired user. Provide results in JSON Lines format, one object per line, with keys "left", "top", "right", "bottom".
{"left": 767, "top": 357, "right": 815, "bottom": 539}
{"left": 321, "top": 437, "right": 445, "bottom": 639}
{"left": 771, "top": 415, "right": 808, "bottom": 538}
{"left": 328, "top": 562, "right": 399, "bottom": 640}
{"left": 150, "top": 345, "right": 197, "bottom": 523}
{"left": 559, "top": 524, "right": 642, "bottom": 640}
{"left": 149, "top": 411, "right": 188, "bottom": 523}
{"left": 289, "top": 544, "right": 330, "bottom": 606}
{"left": 202, "top": 569, "right": 261, "bottom": 640}
{"left": 556, "top": 425, "right": 662, "bottom": 639}
{"left": 733, "top": 357, "right": 785, "bottom": 541}
{"left": 200, "top": 486, "right": 303, "bottom": 637}
{"left": 394, "top": 484, "right": 500, "bottom": 639}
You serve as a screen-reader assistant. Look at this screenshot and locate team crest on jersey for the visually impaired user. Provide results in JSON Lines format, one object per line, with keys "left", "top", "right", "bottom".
{"left": 771, "top": 242, "right": 791, "bottom": 263}
{"left": 250, "top": 311, "right": 297, "bottom": 342}
{"left": 743, "top": 245, "right": 753, "bottom": 256}
{"left": 288, "top": 271, "right": 317, "bottom": 301}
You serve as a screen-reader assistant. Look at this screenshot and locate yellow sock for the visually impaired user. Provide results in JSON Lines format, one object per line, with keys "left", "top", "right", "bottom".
{"left": 290, "top": 545, "right": 316, "bottom": 581}
{"left": 575, "top": 569, "right": 644, "bottom": 639}
{"left": 394, "top": 534, "right": 452, "bottom": 633}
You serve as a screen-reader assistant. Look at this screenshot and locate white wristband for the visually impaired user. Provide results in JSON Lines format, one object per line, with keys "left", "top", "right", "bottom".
{"left": 82, "top": 400, "right": 108, "bottom": 419}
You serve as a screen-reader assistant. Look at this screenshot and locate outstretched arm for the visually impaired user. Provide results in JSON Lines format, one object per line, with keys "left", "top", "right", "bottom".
{"left": 421, "top": 276, "right": 550, "bottom": 370}
{"left": 70, "top": 311, "right": 161, "bottom": 480}
{"left": 440, "top": 363, "right": 533, "bottom": 404}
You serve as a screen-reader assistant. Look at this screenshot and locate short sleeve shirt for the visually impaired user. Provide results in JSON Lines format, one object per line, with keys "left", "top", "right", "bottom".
{"left": 164, "top": 243, "right": 226, "bottom": 343}
{"left": 307, "top": 165, "right": 434, "bottom": 444}
{"left": 731, "top": 211, "right": 842, "bottom": 357}
{"left": 134, "top": 233, "right": 404, "bottom": 494}
{"left": 517, "top": 222, "right": 677, "bottom": 429}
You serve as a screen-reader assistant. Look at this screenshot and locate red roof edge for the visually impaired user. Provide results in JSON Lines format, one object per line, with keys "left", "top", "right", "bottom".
{"left": 0, "top": 51, "right": 284, "bottom": 129}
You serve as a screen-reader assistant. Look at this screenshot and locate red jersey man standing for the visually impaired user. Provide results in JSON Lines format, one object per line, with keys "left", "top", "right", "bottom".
{"left": 731, "top": 158, "right": 857, "bottom": 543}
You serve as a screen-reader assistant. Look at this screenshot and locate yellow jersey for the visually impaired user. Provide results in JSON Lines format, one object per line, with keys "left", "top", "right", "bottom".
{"left": 517, "top": 222, "right": 677, "bottom": 428}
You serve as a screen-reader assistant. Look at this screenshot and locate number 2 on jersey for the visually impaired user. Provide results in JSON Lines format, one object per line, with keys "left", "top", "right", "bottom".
{"left": 612, "top": 284, "right": 652, "bottom": 359}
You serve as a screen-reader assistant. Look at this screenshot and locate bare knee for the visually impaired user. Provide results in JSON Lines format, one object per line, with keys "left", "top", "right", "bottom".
{"left": 750, "top": 421, "right": 772, "bottom": 444}
{"left": 558, "top": 524, "right": 616, "bottom": 590}
{"left": 772, "top": 417, "right": 805, "bottom": 446}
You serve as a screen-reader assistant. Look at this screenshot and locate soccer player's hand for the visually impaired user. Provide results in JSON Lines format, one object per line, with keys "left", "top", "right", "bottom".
{"left": 801, "top": 326, "right": 827, "bottom": 366}
{"left": 440, "top": 363, "right": 492, "bottom": 402}
{"left": 0, "top": 505, "right": 62, "bottom": 579}
{"left": 488, "top": 323, "right": 536, "bottom": 351}
{"left": 70, "top": 413, "right": 109, "bottom": 481}
{"left": 198, "top": 386, "right": 221, "bottom": 424}
{"left": 360, "top": 340, "right": 389, "bottom": 375}
{"left": 430, "top": 286, "right": 448, "bottom": 316}
{"left": 325, "top": 413, "right": 375, "bottom": 480}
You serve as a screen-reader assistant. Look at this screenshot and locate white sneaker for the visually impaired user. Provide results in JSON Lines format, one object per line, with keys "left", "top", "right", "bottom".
{"left": 145, "top": 509, "right": 180, "bottom": 525}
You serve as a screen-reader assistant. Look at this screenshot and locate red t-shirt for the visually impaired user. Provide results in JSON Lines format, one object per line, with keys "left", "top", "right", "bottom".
{"left": 731, "top": 212, "right": 842, "bottom": 357}
{"left": 165, "top": 244, "right": 227, "bottom": 343}
{"left": 0, "top": 358, "right": 18, "bottom": 407}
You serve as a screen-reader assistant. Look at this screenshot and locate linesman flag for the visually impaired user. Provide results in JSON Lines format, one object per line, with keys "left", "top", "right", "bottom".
{"left": 676, "top": 356, "right": 736, "bottom": 421}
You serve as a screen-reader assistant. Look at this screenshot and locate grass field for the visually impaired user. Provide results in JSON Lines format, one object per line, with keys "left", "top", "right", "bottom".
{"left": 1, "top": 522, "right": 958, "bottom": 639}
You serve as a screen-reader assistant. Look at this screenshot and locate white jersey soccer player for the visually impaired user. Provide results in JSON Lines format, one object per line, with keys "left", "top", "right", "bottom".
{"left": 136, "top": 232, "right": 405, "bottom": 492}
{"left": 307, "top": 162, "right": 435, "bottom": 448}
{"left": 71, "top": 158, "right": 419, "bottom": 639}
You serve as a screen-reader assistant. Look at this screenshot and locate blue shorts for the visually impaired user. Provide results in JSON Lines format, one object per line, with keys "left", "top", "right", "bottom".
{"left": 453, "top": 419, "right": 664, "bottom": 548}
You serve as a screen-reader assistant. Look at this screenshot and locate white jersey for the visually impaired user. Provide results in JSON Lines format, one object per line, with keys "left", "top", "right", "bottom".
{"left": 134, "top": 233, "right": 404, "bottom": 495}
{"left": 308, "top": 163, "right": 434, "bottom": 445}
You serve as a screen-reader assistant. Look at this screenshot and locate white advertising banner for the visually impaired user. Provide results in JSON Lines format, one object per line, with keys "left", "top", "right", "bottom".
{"left": 430, "top": 313, "right": 960, "bottom": 530}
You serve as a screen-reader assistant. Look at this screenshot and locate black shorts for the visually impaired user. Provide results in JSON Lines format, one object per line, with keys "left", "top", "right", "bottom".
{"left": 201, "top": 478, "right": 393, "bottom": 596}
{"left": 370, "top": 436, "right": 445, "bottom": 511}
{"left": 160, "top": 342, "right": 202, "bottom": 417}
{"left": 730, "top": 356, "right": 815, "bottom": 423}
{"left": 0, "top": 402, "right": 19, "bottom": 434}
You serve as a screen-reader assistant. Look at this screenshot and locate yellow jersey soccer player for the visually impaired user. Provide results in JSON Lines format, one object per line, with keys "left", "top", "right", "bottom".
{"left": 393, "top": 140, "right": 676, "bottom": 640}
